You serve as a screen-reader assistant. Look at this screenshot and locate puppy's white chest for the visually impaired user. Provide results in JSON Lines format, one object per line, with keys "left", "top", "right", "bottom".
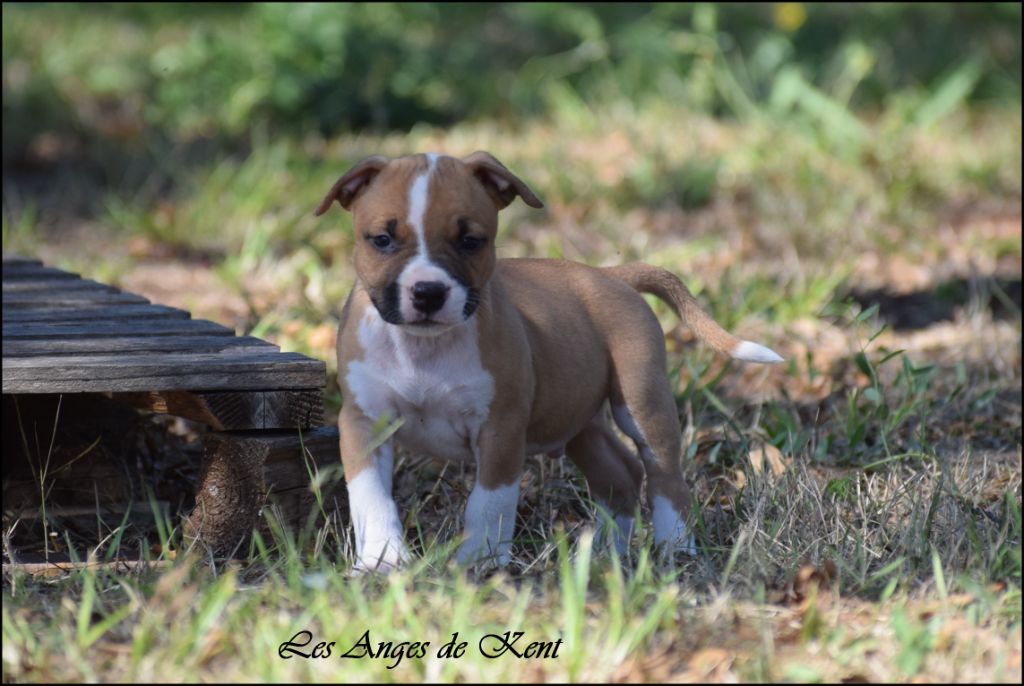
{"left": 346, "top": 310, "right": 495, "bottom": 461}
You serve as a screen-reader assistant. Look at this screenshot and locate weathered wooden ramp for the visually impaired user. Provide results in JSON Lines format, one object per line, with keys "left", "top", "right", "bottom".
{"left": 2, "top": 255, "right": 340, "bottom": 551}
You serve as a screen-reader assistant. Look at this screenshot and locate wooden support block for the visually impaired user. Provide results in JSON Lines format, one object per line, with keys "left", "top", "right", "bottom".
{"left": 205, "top": 390, "right": 325, "bottom": 430}
{"left": 111, "top": 389, "right": 323, "bottom": 430}
{"left": 186, "top": 426, "right": 340, "bottom": 551}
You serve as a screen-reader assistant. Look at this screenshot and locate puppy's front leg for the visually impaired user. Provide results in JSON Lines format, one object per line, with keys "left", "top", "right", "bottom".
{"left": 456, "top": 428, "right": 526, "bottom": 567}
{"left": 340, "top": 405, "right": 408, "bottom": 572}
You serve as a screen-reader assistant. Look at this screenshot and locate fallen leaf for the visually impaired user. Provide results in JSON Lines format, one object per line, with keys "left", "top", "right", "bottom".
{"left": 748, "top": 443, "right": 790, "bottom": 477}
{"left": 786, "top": 557, "right": 837, "bottom": 604}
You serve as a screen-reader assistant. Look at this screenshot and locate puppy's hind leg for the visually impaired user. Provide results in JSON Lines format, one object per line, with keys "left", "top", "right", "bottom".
{"left": 608, "top": 334, "right": 696, "bottom": 556}
{"left": 565, "top": 409, "right": 644, "bottom": 554}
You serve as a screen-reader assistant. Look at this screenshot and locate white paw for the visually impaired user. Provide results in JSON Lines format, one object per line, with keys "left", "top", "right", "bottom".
{"left": 347, "top": 458, "right": 408, "bottom": 573}
{"left": 456, "top": 482, "right": 519, "bottom": 567}
{"left": 455, "top": 534, "right": 511, "bottom": 567}
{"left": 677, "top": 532, "right": 697, "bottom": 556}
{"left": 652, "top": 494, "right": 698, "bottom": 555}
{"left": 353, "top": 536, "right": 410, "bottom": 574}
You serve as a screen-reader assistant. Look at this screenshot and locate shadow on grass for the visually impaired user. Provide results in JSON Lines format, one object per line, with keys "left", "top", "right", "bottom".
{"left": 848, "top": 277, "right": 1022, "bottom": 331}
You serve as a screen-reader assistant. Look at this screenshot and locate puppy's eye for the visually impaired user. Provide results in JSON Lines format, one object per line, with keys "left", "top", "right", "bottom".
{"left": 457, "top": 235, "right": 485, "bottom": 254}
{"left": 370, "top": 234, "right": 394, "bottom": 250}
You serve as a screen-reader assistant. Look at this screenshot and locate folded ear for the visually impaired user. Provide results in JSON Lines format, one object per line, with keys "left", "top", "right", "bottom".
{"left": 462, "top": 151, "right": 543, "bottom": 210}
{"left": 314, "top": 155, "right": 390, "bottom": 215}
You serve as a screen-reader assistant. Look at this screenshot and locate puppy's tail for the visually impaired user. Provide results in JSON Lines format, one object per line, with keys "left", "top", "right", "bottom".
{"left": 602, "top": 262, "right": 783, "bottom": 363}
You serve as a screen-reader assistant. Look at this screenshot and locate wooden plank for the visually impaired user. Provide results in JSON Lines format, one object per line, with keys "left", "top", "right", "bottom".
{"left": 2, "top": 278, "right": 119, "bottom": 293}
{"left": 2, "top": 291, "right": 149, "bottom": 307}
{"left": 3, "top": 335, "right": 277, "bottom": 357}
{"left": 4, "top": 301, "right": 184, "bottom": 313}
{"left": 2, "top": 303, "right": 192, "bottom": 323}
{"left": 2, "top": 265, "right": 80, "bottom": 280}
{"left": 2, "top": 352, "right": 325, "bottom": 393}
{"left": 3, "top": 318, "right": 232, "bottom": 338}
{"left": 112, "top": 389, "right": 323, "bottom": 430}
{"left": 1, "top": 254, "right": 42, "bottom": 265}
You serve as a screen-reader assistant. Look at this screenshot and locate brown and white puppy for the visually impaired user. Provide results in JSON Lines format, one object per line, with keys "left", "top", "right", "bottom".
{"left": 315, "top": 152, "right": 782, "bottom": 571}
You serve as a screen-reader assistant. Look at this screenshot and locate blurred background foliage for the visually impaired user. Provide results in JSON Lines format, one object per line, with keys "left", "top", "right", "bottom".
{"left": 1, "top": 2, "right": 1020, "bottom": 373}
{"left": 3, "top": 2, "right": 1020, "bottom": 150}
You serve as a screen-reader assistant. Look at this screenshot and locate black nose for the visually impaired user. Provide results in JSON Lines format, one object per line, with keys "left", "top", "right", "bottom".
{"left": 411, "top": 281, "right": 449, "bottom": 314}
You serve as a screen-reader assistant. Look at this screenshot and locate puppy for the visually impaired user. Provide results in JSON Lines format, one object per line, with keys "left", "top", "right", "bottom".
{"left": 315, "top": 151, "right": 782, "bottom": 571}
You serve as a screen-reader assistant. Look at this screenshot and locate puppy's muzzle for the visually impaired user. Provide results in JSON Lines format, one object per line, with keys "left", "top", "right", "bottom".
{"left": 411, "top": 280, "right": 450, "bottom": 315}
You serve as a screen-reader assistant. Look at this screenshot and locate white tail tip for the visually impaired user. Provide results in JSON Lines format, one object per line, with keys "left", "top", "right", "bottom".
{"left": 732, "top": 340, "right": 784, "bottom": 364}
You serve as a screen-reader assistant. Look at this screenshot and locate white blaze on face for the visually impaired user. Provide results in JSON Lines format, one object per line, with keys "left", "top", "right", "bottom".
{"left": 407, "top": 154, "right": 436, "bottom": 253}
{"left": 396, "top": 153, "right": 469, "bottom": 330}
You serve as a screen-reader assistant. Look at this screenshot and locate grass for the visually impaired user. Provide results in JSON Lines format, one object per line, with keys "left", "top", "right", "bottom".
{"left": 2, "top": 9, "right": 1022, "bottom": 681}
{"left": 2, "top": 415, "right": 1020, "bottom": 681}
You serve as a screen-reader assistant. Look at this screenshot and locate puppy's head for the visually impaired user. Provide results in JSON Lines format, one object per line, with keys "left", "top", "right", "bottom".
{"left": 316, "top": 152, "right": 542, "bottom": 335}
